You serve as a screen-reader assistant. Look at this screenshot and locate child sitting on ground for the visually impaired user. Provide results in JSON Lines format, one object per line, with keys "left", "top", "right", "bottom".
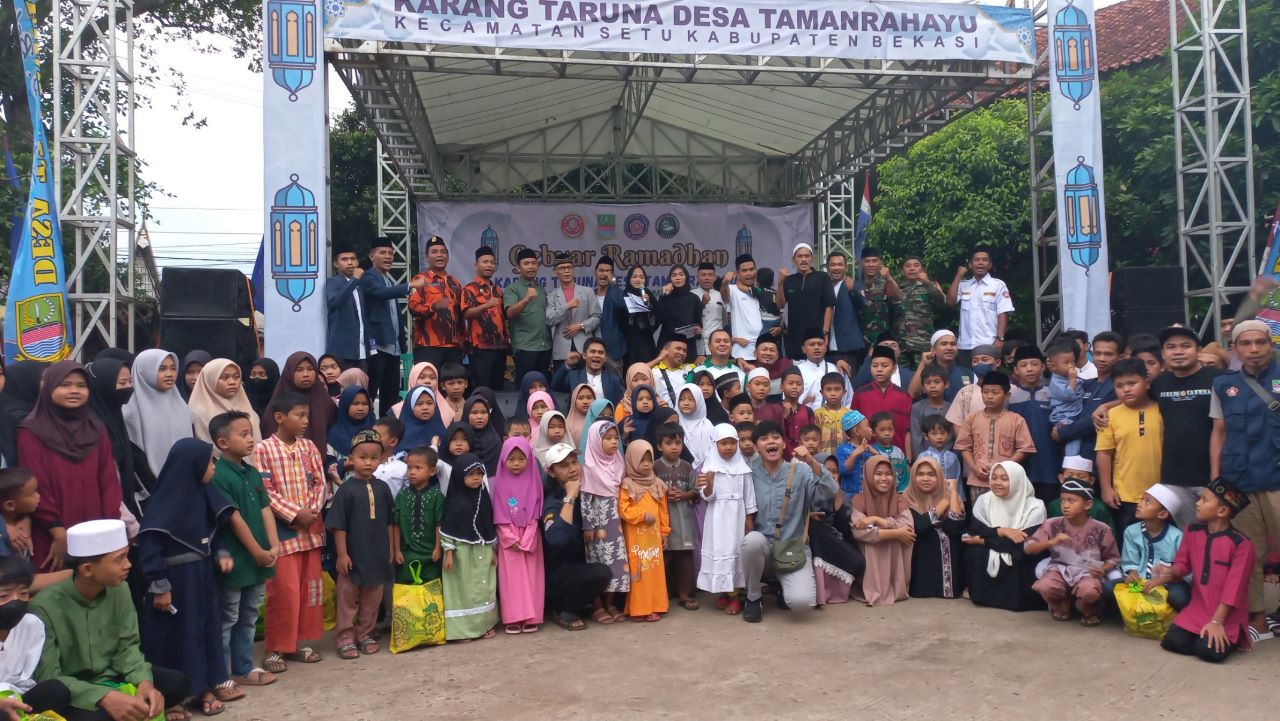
{"left": 326, "top": 429, "right": 395, "bottom": 659}
{"left": 1147, "top": 479, "right": 1255, "bottom": 663}
{"left": 1045, "top": 456, "right": 1115, "bottom": 532}
{"left": 0, "top": 555, "right": 72, "bottom": 719}
{"left": 868, "top": 412, "right": 908, "bottom": 492}
{"left": 654, "top": 425, "right": 698, "bottom": 611}
{"left": 619, "top": 441, "right": 670, "bottom": 622}
{"left": 1024, "top": 480, "right": 1120, "bottom": 626}
{"left": 391, "top": 447, "right": 445, "bottom": 584}
{"left": 697, "top": 424, "right": 757, "bottom": 616}
{"left": 1105, "top": 483, "right": 1189, "bottom": 610}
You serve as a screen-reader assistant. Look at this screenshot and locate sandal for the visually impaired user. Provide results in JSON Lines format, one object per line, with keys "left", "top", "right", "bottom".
{"left": 723, "top": 599, "right": 743, "bottom": 616}
{"left": 646, "top": 613, "right": 661, "bottom": 622}
{"left": 505, "top": 624, "right": 524, "bottom": 635}
{"left": 1080, "top": 615, "right": 1101, "bottom": 627}
{"left": 678, "top": 598, "right": 699, "bottom": 611}
{"left": 591, "top": 608, "right": 615, "bottom": 625}
{"left": 480, "top": 627, "right": 497, "bottom": 640}
{"left": 166, "top": 708, "right": 192, "bottom": 721}
{"left": 282, "top": 647, "right": 322, "bottom": 664}
{"left": 607, "top": 606, "right": 626, "bottom": 623}
{"left": 553, "top": 612, "right": 587, "bottom": 631}
{"left": 358, "top": 637, "right": 379, "bottom": 655}
{"left": 212, "top": 681, "right": 245, "bottom": 703}
{"left": 1051, "top": 611, "right": 1072, "bottom": 622}
{"left": 198, "top": 694, "right": 224, "bottom": 717}
{"left": 337, "top": 643, "right": 360, "bottom": 660}
{"left": 261, "top": 654, "right": 287, "bottom": 674}
{"left": 232, "top": 669, "right": 277, "bottom": 686}
{"left": 521, "top": 623, "right": 540, "bottom": 633}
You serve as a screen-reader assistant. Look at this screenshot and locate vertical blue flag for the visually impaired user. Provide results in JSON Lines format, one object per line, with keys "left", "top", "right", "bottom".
{"left": 250, "top": 237, "right": 264, "bottom": 313}
{"left": 3, "top": 0, "right": 73, "bottom": 362}
{"left": 854, "top": 172, "right": 872, "bottom": 262}
{"left": 3, "top": 135, "right": 21, "bottom": 257}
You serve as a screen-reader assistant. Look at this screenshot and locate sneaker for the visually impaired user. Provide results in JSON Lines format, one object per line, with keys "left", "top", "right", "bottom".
{"left": 743, "top": 598, "right": 763, "bottom": 623}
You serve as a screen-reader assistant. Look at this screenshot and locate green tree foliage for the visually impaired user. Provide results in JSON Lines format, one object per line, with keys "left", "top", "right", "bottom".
{"left": 328, "top": 108, "right": 379, "bottom": 258}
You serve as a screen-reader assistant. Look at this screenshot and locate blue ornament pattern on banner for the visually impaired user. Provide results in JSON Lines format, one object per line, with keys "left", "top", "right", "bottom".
{"left": 1052, "top": 0, "right": 1095, "bottom": 109}
{"left": 266, "top": 0, "right": 318, "bottom": 101}
{"left": 1063, "top": 157, "right": 1102, "bottom": 273}
{"left": 270, "top": 174, "right": 321, "bottom": 312}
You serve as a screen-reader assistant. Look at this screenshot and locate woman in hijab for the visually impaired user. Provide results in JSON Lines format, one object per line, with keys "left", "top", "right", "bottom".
{"left": 904, "top": 456, "right": 967, "bottom": 600}
{"left": 621, "top": 265, "right": 657, "bottom": 369}
{"left": 188, "top": 359, "right": 262, "bottom": 444}
{"left": 463, "top": 395, "right": 504, "bottom": 476}
{"left": 576, "top": 398, "right": 614, "bottom": 453}
{"left": 179, "top": 349, "right": 212, "bottom": 402}
{"left": 123, "top": 349, "right": 196, "bottom": 479}
{"left": 963, "top": 460, "right": 1048, "bottom": 612}
{"left": 0, "top": 360, "right": 45, "bottom": 466}
{"left": 489, "top": 437, "right": 545, "bottom": 633}
{"left": 87, "top": 358, "right": 154, "bottom": 517}
{"left": 674, "top": 382, "right": 715, "bottom": 468}
{"left": 440, "top": 453, "right": 499, "bottom": 641}
{"left": 564, "top": 383, "right": 596, "bottom": 448}
{"left": 260, "top": 351, "right": 336, "bottom": 452}
{"left": 399, "top": 386, "right": 447, "bottom": 450}
{"left": 337, "top": 367, "right": 369, "bottom": 392}
{"left": 245, "top": 358, "right": 280, "bottom": 418}
{"left": 17, "top": 360, "right": 122, "bottom": 569}
{"left": 317, "top": 354, "right": 344, "bottom": 399}
{"left": 850, "top": 455, "right": 914, "bottom": 606}
{"left": 136, "top": 438, "right": 236, "bottom": 715}
{"left": 514, "top": 371, "right": 548, "bottom": 423}
{"left": 328, "top": 385, "right": 375, "bottom": 457}
{"left": 654, "top": 264, "right": 701, "bottom": 349}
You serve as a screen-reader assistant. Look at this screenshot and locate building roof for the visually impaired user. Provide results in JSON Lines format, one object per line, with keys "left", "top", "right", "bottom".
{"left": 1036, "top": 0, "right": 1173, "bottom": 76}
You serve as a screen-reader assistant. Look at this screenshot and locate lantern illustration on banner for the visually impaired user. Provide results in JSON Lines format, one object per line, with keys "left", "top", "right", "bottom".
{"left": 266, "top": 0, "right": 318, "bottom": 101}
{"left": 481, "top": 225, "right": 500, "bottom": 258}
{"left": 1063, "top": 157, "right": 1102, "bottom": 272}
{"left": 270, "top": 174, "right": 320, "bottom": 311}
{"left": 1053, "top": 0, "right": 1094, "bottom": 109}
{"left": 735, "top": 226, "right": 753, "bottom": 258}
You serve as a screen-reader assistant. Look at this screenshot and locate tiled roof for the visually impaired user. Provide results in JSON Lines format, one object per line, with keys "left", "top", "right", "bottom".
{"left": 1035, "top": 0, "right": 1174, "bottom": 76}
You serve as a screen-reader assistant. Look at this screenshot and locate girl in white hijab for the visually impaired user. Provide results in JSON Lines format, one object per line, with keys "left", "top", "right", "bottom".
{"left": 971, "top": 460, "right": 1046, "bottom": 578}
{"left": 674, "top": 383, "right": 715, "bottom": 470}
{"left": 124, "top": 349, "right": 195, "bottom": 477}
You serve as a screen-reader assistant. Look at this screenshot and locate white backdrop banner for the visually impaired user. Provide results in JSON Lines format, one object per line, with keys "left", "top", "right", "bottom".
{"left": 1048, "top": 0, "right": 1110, "bottom": 337}
{"left": 262, "top": 0, "right": 329, "bottom": 362}
{"left": 326, "top": 0, "right": 1036, "bottom": 64}
{"left": 417, "top": 201, "right": 812, "bottom": 288}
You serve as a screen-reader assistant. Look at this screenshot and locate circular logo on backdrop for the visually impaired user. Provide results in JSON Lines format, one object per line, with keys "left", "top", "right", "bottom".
{"left": 655, "top": 213, "right": 680, "bottom": 239}
{"left": 624, "top": 213, "right": 650, "bottom": 240}
{"left": 560, "top": 214, "right": 585, "bottom": 239}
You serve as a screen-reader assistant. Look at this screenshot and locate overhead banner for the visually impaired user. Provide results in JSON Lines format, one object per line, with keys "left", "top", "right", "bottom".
{"left": 417, "top": 201, "right": 811, "bottom": 289}
{"left": 326, "top": 0, "right": 1036, "bottom": 64}
{"left": 262, "top": 0, "right": 330, "bottom": 362}
{"left": 4, "top": 0, "right": 72, "bottom": 362}
{"left": 1048, "top": 0, "right": 1110, "bottom": 337}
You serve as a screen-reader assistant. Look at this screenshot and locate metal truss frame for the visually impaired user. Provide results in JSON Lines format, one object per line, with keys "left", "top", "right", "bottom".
{"left": 1026, "top": 0, "right": 1058, "bottom": 347}
{"left": 1170, "top": 0, "right": 1255, "bottom": 342}
{"left": 54, "top": 0, "right": 138, "bottom": 356}
{"left": 329, "top": 33, "right": 1033, "bottom": 205}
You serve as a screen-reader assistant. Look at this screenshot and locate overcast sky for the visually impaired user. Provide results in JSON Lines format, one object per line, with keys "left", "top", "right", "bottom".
{"left": 140, "top": 0, "right": 1132, "bottom": 277}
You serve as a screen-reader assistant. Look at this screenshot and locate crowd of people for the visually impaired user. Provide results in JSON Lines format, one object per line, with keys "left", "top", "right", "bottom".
{"left": 0, "top": 237, "right": 1276, "bottom": 720}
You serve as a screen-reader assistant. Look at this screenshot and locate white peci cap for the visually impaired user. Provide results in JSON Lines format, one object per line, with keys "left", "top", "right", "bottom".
{"left": 66, "top": 519, "right": 129, "bottom": 557}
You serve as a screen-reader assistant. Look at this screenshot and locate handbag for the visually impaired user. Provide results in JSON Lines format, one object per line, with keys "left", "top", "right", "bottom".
{"left": 770, "top": 463, "right": 811, "bottom": 574}
{"left": 1114, "top": 581, "right": 1174, "bottom": 641}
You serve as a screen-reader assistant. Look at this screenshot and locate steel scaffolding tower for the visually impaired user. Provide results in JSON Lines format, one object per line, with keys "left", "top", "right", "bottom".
{"left": 376, "top": 138, "right": 413, "bottom": 287}
{"left": 1170, "top": 0, "right": 1255, "bottom": 341}
{"left": 1026, "top": 0, "right": 1060, "bottom": 347}
{"left": 53, "top": 0, "right": 138, "bottom": 355}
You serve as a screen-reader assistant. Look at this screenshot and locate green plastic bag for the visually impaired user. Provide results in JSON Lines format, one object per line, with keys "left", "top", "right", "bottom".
{"left": 100, "top": 683, "right": 162, "bottom": 721}
{"left": 390, "top": 561, "right": 446, "bottom": 654}
{"left": 1114, "top": 581, "right": 1174, "bottom": 641}
{"left": 0, "top": 689, "right": 67, "bottom": 720}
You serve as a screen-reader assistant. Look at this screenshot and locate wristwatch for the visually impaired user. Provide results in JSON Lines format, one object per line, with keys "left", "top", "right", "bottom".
{"left": 563, "top": 496, "right": 577, "bottom": 505}
{"left": 995, "top": 336, "right": 1005, "bottom": 341}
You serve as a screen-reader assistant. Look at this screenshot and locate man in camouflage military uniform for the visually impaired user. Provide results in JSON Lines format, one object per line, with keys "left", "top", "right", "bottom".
{"left": 858, "top": 246, "right": 899, "bottom": 345}
{"left": 893, "top": 255, "right": 947, "bottom": 367}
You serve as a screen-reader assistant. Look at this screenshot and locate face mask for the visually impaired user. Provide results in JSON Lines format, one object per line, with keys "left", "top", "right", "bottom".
{"left": 112, "top": 387, "right": 134, "bottom": 406}
{"left": 0, "top": 599, "right": 28, "bottom": 632}
{"left": 247, "top": 378, "right": 272, "bottom": 395}
{"left": 973, "top": 363, "right": 994, "bottom": 378}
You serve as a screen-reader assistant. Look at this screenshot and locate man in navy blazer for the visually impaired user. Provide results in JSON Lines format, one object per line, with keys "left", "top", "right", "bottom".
{"left": 550, "top": 336, "right": 625, "bottom": 405}
{"left": 325, "top": 245, "right": 366, "bottom": 368}
{"left": 358, "top": 236, "right": 425, "bottom": 415}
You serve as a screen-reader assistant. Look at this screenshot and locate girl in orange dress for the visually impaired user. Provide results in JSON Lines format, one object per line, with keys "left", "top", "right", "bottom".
{"left": 619, "top": 440, "right": 670, "bottom": 622}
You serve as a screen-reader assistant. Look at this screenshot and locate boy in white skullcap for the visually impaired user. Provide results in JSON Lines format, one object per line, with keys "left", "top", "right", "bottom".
{"left": 31, "top": 520, "right": 191, "bottom": 721}
{"left": 1046, "top": 456, "right": 1116, "bottom": 533}
{"left": 1105, "top": 483, "right": 1192, "bottom": 609}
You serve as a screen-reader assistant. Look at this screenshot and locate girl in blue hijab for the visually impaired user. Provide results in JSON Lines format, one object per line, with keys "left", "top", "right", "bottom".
{"left": 399, "top": 386, "right": 447, "bottom": 450}
{"left": 328, "top": 385, "right": 375, "bottom": 455}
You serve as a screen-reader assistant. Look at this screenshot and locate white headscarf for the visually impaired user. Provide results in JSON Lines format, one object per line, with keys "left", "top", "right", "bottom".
{"left": 675, "top": 383, "right": 715, "bottom": 469}
{"left": 700, "top": 423, "right": 750, "bottom": 475}
{"left": 124, "top": 349, "right": 196, "bottom": 477}
{"left": 971, "top": 461, "right": 1046, "bottom": 578}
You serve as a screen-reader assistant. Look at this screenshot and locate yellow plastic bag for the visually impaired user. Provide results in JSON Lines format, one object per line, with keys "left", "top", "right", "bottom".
{"left": 323, "top": 572, "right": 337, "bottom": 631}
{"left": 1114, "top": 581, "right": 1174, "bottom": 640}
{"left": 390, "top": 561, "right": 446, "bottom": 654}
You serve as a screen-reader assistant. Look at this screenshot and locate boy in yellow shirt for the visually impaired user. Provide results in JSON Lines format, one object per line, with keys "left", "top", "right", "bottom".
{"left": 1094, "top": 358, "right": 1163, "bottom": 533}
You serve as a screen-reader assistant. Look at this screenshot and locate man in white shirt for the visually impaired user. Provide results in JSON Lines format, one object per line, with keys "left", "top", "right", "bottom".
{"left": 946, "top": 244, "right": 1014, "bottom": 367}
{"left": 793, "top": 328, "right": 852, "bottom": 410}
{"left": 721, "top": 254, "right": 763, "bottom": 363}
{"left": 695, "top": 262, "right": 726, "bottom": 362}
{"left": 651, "top": 338, "right": 694, "bottom": 408}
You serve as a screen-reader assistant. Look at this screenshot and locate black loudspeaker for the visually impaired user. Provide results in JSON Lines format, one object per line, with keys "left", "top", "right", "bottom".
{"left": 161, "top": 268, "right": 250, "bottom": 318}
{"left": 160, "top": 268, "right": 259, "bottom": 370}
{"left": 1111, "top": 266, "right": 1184, "bottom": 338}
